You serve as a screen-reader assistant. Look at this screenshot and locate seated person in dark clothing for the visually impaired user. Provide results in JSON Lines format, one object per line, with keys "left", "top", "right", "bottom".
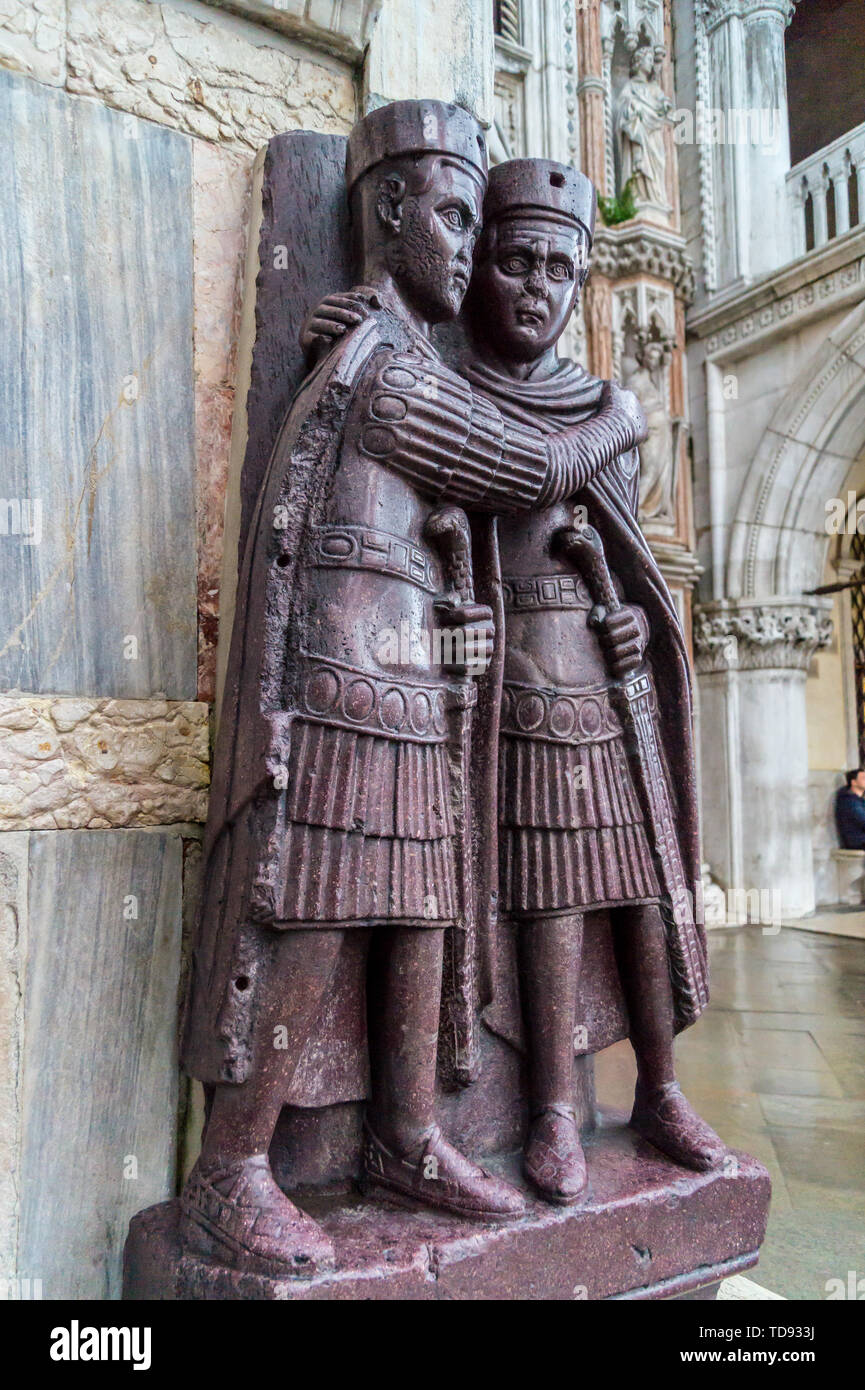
{"left": 835, "top": 768, "right": 865, "bottom": 849}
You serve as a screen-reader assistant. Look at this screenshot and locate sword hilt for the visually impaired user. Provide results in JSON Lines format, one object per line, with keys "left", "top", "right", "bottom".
{"left": 425, "top": 506, "right": 474, "bottom": 605}
{"left": 553, "top": 523, "right": 620, "bottom": 625}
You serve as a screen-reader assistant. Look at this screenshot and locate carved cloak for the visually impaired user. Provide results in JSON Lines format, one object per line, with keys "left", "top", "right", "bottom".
{"left": 461, "top": 354, "right": 708, "bottom": 1039}
{"left": 182, "top": 315, "right": 397, "bottom": 1088}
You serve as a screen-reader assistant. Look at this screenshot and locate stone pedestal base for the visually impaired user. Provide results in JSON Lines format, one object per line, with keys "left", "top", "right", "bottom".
{"left": 124, "top": 1116, "right": 769, "bottom": 1301}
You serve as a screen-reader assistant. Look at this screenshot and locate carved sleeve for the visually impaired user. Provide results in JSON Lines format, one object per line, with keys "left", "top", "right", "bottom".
{"left": 357, "top": 352, "right": 640, "bottom": 512}
{"left": 537, "top": 409, "right": 643, "bottom": 506}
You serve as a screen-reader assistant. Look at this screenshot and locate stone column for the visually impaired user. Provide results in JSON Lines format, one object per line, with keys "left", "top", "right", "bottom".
{"left": 696, "top": 0, "right": 796, "bottom": 287}
{"left": 834, "top": 164, "right": 851, "bottom": 236}
{"left": 575, "top": 0, "right": 607, "bottom": 191}
{"left": 364, "top": 0, "right": 494, "bottom": 122}
{"left": 694, "top": 598, "right": 833, "bottom": 919}
{"left": 812, "top": 167, "right": 829, "bottom": 247}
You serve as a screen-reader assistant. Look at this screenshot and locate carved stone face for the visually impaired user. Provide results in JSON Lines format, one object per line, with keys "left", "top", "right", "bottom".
{"left": 641, "top": 340, "right": 666, "bottom": 372}
{"left": 382, "top": 161, "right": 483, "bottom": 324}
{"left": 468, "top": 215, "right": 585, "bottom": 363}
{"left": 633, "top": 46, "right": 656, "bottom": 80}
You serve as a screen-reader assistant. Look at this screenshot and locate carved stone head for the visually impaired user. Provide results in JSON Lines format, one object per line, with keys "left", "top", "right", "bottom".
{"left": 345, "top": 100, "right": 488, "bottom": 324}
{"left": 466, "top": 159, "right": 596, "bottom": 364}
{"left": 628, "top": 40, "right": 662, "bottom": 81}
{"left": 636, "top": 329, "right": 674, "bottom": 376}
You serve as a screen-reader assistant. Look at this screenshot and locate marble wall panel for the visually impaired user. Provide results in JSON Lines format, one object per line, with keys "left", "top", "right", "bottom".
{"left": 0, "top": 68, "right": 197, "bottom": 698}
{"left": 365, "top": 0, "right": 494, "bottom": 124}
{"left": 0, "top": 832, "right": 27, "bottom": 1283}
{"left": 17, "top": 829, "right": 183, "bottom": 1299}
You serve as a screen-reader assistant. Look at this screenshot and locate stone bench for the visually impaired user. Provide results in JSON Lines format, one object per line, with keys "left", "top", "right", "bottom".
{"left": 831, "top": 848, "right": 865, "bottom": 905}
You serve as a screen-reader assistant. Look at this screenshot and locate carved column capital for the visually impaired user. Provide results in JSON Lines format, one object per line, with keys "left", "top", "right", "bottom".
{"left": 693, "top": 598, "right": 833, "bottom": 673}
{"left": 591, "top": 226, "right": 696, "bottom": 304}
{"left": 696, "top": 0, "right": 798, "bottom": 32}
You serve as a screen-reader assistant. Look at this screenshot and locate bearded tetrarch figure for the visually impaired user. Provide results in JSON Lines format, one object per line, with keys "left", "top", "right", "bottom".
{"left": 179, "top": 102, "right": 648, "bottom": 1279}
{"left": 314, "top": 157, "right": 725, "bottom": 1210}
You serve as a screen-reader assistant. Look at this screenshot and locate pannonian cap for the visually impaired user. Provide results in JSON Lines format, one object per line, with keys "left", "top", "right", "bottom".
{"left": 346, "top": 100, "right": 488, "bottom": 193}
{"left": 484, "top": 160, "right": 596, "bottom": 244}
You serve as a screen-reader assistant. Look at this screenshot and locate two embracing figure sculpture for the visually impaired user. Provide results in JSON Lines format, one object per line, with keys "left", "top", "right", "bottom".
{"left": 179, "top": 99, "right": 725, "bottom": 1279}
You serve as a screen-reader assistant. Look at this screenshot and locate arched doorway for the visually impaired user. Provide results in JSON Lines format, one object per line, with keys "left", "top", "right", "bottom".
{"left": 695, "top": 300, "right": 865, "bottom": 916}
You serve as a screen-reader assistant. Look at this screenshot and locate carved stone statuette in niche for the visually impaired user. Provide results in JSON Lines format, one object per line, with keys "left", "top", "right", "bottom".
{"left": 624, "top": 333, "right": 678, "bottom": 521}
{"left": 613, "top": 39, "right": 673, "bottom": 211}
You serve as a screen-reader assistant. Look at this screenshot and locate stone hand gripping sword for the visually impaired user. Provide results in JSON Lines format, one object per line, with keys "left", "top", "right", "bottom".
{"left": 554, "top": 523, "right": 708, "bottom": 1020}
{"left": 425, "top": 505, "right": 483, "bottom": 1085}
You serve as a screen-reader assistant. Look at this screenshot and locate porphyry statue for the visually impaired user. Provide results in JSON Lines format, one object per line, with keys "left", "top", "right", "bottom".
{"left": 310, "top": 156, "right": 724, "bottom": 1209}
{"left": 179, "top": 102, "right": 648, "bottom": 1278}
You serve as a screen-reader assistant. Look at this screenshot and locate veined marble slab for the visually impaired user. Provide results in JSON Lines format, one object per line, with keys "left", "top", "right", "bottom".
{"left": 0, "top": 832, "right": 28, "bottom": 1282}
{"left": 17, "top": 829, "right": 183, "bottom": 1300}
{"left": 0, "top": 69, "right": 196, "bottom": 698}
{"left": 718, "top": 1274, "right": 785, "bottom": 1300}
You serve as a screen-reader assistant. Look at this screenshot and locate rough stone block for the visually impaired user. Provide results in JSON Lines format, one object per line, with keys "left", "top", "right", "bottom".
{"left": 0, "top": 0, "right": 65, "bottom": 87}
{"left": 66, "top": 0, "right": 356, "bottom": 151}
{"left": 0, "top": 696, "right": 210, "bottom": 830}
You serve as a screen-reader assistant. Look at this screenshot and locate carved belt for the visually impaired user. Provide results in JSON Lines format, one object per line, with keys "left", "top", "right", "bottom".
{"left": 502, "top": 572, "right": 593, "bottom": 613}
{"left": 500, "top": 680, "right": 629, "bottom": 745}
{"left": 309, "top": 523, "right": 442, "bottom": 595}
{"left": 298, "top": 653, "right": 453, "bottom": 743}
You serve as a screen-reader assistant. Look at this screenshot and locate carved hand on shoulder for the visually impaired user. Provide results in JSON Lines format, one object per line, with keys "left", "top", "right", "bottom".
{"left": 299, "top": 288, "right": 377, "bottom": 359}
{"left": 600, "top": 380, "right": 649, "bottom": 447}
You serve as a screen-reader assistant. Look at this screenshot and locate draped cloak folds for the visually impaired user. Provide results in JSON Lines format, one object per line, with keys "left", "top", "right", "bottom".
{"left": 461, "top": 353, "right": 708, "bottom": 1043}
{"left": 181, "top": 318, "right": 707, "bottom": 1100}
{"left": 181, "top": 313, "right": 420, "bottom": 1090}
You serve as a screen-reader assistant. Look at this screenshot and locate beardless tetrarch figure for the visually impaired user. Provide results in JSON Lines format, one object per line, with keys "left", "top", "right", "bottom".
{"left": 459, "top": 161, "right": 724, "bottom": 1202}
{"left": 309, "top": 158, "right": 724, "bottom": 1208}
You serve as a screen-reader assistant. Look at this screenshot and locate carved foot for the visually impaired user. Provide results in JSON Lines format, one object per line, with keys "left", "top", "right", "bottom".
{"left": 363, "top": 1123, "right": 527, "bottom": 1222}
{"left": 523, "top": 1103, "right": 588, "bottom": 1205}
{"left": 630, "top": 1082, "right": 727, "bottom": 1172}
{"left": 180, "top": 1154, "right": 335, "bottom": 1279}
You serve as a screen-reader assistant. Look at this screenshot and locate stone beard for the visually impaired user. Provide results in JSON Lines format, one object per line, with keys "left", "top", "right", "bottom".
{"left": 382, "top": 164, "right": 472, "bottom": 321}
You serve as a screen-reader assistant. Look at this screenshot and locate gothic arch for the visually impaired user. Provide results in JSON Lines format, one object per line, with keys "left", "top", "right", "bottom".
{"left": 726, "top": 299, "right": 865, "bottom": 599}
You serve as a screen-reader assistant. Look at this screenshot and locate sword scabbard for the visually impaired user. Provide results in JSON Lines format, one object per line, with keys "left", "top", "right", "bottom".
{"left": 425, "top": 506, "right": 482, "bottom": 1086}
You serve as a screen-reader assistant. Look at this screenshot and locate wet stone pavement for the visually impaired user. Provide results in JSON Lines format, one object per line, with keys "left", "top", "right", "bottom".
{"left": 595, "top": 926, "right": 865, "bottom": 1301}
